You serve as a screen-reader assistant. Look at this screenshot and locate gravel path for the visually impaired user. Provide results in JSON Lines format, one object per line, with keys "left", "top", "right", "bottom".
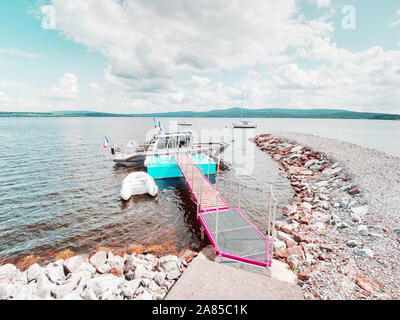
{"left": 273, "top": 132, "right": 400, "bottom": 299}
{"left": 274, "top": 132, "right": 400, "bottom": 223}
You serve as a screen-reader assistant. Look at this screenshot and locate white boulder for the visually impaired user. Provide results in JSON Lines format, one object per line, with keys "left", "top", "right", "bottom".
{"left": 0, "top": 264, "right": 18, "bottom": 282}
{"left": 89, "top": 251, "right": 107, "bottom": 270}
{"left": 63, "top": 256, "right": 84, "bottom": 274}
{"left": 27, "top": 263, "right": 43, "bottom": 282}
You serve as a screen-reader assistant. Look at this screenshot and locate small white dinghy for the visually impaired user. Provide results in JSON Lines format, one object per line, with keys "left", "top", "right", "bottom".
{"left": 120, "top": 172, "right": 158, "bottom": 200}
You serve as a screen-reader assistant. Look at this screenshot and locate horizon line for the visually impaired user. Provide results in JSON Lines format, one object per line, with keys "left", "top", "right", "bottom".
{"left": 1, "top": 106, "right": 400, "bottom": 116}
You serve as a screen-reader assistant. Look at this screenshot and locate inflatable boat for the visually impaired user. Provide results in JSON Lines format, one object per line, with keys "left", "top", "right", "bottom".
{"left": 120, "top": 172, "right": 158, "bottom": 200}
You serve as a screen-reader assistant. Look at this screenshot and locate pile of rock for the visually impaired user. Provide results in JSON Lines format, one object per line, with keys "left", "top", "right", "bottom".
{"left": 0, "top": 248, "right": 197, "bottom": 300}
{"left": 254, "top": 134, "right": 387, "bottom": 299}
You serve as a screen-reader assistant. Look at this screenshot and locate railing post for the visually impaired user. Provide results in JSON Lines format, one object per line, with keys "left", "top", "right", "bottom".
{"left": 270, "top": 186, "right": 277, "bottom": 262}
{"left": 215, "top": 192, "right": 219, "bottom": 249}
{"left": 200, "top": 165, "right": 203, "bottom": 213}
{"left": 216, "top": 155, "right": 220, "bottom": 190}
{"left": 267, "top": 190, "right": 272, "bottom": 237}
{"left": 195, "top": 152, "right": 199, "bottom": 213}
{"left": 196, "top": 177, "right": 199, "bottom": 218}
{"left": 207, "top": 151, "right": 210, "bottom": 180}
{"left": 238, "top": 174, "right": 241, "bottom": 211}
{"left": 230, "top": 167, "right": 233, "bottom": 207}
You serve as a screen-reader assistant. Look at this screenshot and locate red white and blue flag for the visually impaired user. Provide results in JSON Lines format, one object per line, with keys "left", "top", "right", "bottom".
{"left": 103, "top": 136, "right": 109, "bottom": 148}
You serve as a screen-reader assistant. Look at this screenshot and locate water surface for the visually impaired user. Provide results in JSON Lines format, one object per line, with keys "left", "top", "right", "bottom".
{"left": 0, "top": 117, "right": 398, "bottom": 262}
{"left": 0, "top": 117, "right": 291, "bottom": 262}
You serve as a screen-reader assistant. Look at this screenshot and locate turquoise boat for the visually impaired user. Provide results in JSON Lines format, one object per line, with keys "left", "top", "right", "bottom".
{"left": 146, "top": 154, "right": 216, "bottom": 179}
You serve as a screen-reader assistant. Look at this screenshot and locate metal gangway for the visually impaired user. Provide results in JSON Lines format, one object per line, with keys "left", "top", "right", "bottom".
{"left": 173, "top": 151, "right": 277, "bottom": 269}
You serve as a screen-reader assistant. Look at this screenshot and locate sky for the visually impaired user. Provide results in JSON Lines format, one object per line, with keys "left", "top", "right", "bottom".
{"left": 0, "top": 0, "right": 399, "bottom": 114}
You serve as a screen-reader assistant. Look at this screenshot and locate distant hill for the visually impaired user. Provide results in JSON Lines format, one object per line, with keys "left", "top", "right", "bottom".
{"left": 1, "top": 107, "right": 399, "bottom": 120}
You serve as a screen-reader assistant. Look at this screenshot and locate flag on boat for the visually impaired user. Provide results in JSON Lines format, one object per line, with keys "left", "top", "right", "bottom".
{"left": 158, "top": 120, "right": 163, "bottom": 131}
{"left": 103, "top": 136, "right": 109, "bottom": 148}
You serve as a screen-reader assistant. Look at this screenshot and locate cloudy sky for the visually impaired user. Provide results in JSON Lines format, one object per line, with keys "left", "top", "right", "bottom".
{"left": 0, "top": 0, "right": 400, "bottom": 114}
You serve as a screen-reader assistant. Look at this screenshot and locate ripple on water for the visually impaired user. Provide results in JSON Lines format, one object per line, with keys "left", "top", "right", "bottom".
{"left": 0, "top": 118, "right": 293, "bottom": 263}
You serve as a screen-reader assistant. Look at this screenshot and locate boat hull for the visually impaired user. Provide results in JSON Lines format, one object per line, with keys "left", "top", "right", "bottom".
{"left": 233, "top": 124, "right": 257, "bottom": 128}
{"left": 113, "top": 143, "right": 227, "bottom": 167}
{"left": 147, "top": 154, "right": 216, "bottom": 179}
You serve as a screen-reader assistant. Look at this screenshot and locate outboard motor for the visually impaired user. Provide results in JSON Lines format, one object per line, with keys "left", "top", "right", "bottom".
{"left": 111, "top": 147, "right": 115, "bottom": 155}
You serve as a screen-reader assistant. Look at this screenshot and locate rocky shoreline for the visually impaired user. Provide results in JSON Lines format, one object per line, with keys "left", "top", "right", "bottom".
{"left": 0, "top": 248, "right": 197, "bottom": 300}
{"left": 254, "top": 133, "right": 400, "bottom": 299}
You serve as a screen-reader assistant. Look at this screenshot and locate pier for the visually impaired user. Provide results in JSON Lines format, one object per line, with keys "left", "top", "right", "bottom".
{"left": 173, "top": 152, "right": 274, "bottom": 268}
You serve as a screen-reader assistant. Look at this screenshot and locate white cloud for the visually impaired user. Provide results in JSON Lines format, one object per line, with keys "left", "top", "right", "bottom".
{"left": 273, "top": 64, "right": 336, "bottom": 89}
{"left": 296, "top": 37, "right": 354, "bottom": 65}
{"left": 185, "top": 76, "right": 212, "bottom": 88}
{"left": 47, "top": 0, "right": 335, "bottom": 76}
{"left": 0, "top": 80, "right": 28, "bottom": 88}
{"left": 48, "top": 73, "right": 79, "bottom": 100}
{"left": 0, "top": 90, "right": 10, "bottom": 102}
{"left": 12, "top": 0, "right": 396, "bottom": 114}
{"left": 38, "top": 0, "right": 336, "bottom": 111}
{"left": 315, "top": 0, "right": 331, "bottom": 9}
{"left": 389, "top": 10, "right": 400, "bottom": 27}
{"left": 88, "top": 82, "right": 99, "bottom": 90}
{"left": 269, "top": 44, "right": 400, "bottom": 112}
{"left": 0, "top": 76, "right": 82, "bottom": 112}
{"left": 0, "top": 48, "right": 40, "bottom": 59}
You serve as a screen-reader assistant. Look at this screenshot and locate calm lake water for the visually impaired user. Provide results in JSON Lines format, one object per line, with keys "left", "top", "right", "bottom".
{"left": 0, "top": 117, "right": 398, "bottom": 262}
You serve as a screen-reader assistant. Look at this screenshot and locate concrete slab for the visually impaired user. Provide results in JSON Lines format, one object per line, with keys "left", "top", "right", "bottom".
{"left": 166, "top": 251, "right": 303, "bottom": 300}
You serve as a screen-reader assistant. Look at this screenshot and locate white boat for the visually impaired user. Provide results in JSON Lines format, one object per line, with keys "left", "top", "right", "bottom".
{"left": 178, "top": 112, "right": 192, "bottom": 126}
{"left": 178, "top": 120, "right": 192, "bottom": 126}
{"left": 232, "top": 113, "right": 257, "bottom": 128}
{"left": 232, "top": 119, "right": 257, "bottom": 128}
{"left": 120, "top": 172, "right": 158, "bottom": 200}
{"left": 111, "top": 130, "right": 227, "bottom": 167}
{"left": 232, "top": 98, "right": 257, "bottom": 128}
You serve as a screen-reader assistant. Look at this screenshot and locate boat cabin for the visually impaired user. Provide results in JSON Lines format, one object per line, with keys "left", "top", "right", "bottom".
{"left": 151, "top": 132, "right": 193, "bottom": 152}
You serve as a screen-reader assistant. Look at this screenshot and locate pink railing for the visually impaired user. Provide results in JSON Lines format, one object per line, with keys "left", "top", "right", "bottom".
{"left": 173, "top": 151, "right": 273, "bottom": 268}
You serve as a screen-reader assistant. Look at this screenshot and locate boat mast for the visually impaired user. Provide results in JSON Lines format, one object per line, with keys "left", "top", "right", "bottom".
{"left": 240, "top": 91, "right": 244, "bottom": 120}
{"left": 182, "top": 97, "right": 185, "bottom": 120}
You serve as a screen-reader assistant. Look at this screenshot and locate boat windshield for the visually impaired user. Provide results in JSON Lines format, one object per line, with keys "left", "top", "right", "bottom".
{"left": 157, "top": 137, "right": 168, "bottom": 149}
{"left": 156, "top": 134, "right": 191, "bottom": 150}
{"left": 178, "top": 135, "right": 191, "bottom": 148}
